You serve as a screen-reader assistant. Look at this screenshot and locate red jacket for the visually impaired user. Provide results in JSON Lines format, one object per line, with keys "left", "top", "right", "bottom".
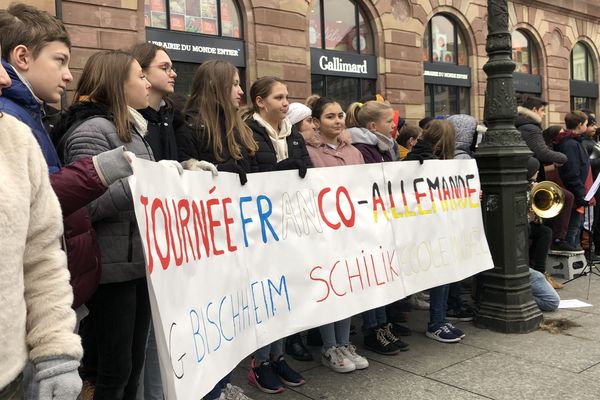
{"left": 50, "top": 158, "right": 106, "bottom": 308}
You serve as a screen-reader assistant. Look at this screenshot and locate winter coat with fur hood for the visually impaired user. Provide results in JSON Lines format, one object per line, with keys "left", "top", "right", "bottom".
{"left": 515, "top": 106, "right": 567, "bottom": 165}
{"left": 301, "top": 128, "right": 365, "bottom": 167}
{"left": 0, "top": 113, "right": 82, "bottom": 390}
{"left": 348, "top": 127, "right": 393, "bottom": 163}
{"left": 61, "top": 102, "right": 155, "bottom": 284}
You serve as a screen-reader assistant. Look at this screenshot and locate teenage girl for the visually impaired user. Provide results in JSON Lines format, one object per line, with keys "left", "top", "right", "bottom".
{"left": 346, "top": 100, "right": 410, "bottom": 355}
{"left": 175, "top": 59, "right": 257, "bottom": 400}
{"left": 244, "top": 76, "right": 311, "bottom": 394}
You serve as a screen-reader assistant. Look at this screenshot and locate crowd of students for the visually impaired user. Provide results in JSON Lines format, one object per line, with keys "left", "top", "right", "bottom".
{"left": 0, "top": 3, "right": 590, "bottom": 400}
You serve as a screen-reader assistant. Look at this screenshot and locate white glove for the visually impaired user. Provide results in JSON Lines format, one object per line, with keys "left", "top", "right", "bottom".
{"left": 181, "top": 159, "right": 219, "bottom": 176}
{"left": 158, "top": 159, "right": 184, "bottom": 175}
{"left": 34, "top": 358, "right": 82, "bottom": 400}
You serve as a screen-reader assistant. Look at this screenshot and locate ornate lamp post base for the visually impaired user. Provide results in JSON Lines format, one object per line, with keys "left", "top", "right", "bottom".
{"left": 473, "top": 0, "right": 542, "bottom": 333}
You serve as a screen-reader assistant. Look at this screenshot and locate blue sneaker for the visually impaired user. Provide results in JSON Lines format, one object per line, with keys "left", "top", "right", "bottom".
{"left": 248, "top": 359, "right": 284, "bottom": 394}
{"left": 426, "top": 323, "right": 461, "bottom": 343}
{"left": 445, "top": 322, "right": 466, "bottom": 339}
{"left": 272, "top": 356, "right": 305, "bottom": 387}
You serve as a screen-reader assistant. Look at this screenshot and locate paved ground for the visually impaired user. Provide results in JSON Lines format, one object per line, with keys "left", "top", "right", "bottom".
{"left": 231, "top": 272, "right": 600, "bottom": 400}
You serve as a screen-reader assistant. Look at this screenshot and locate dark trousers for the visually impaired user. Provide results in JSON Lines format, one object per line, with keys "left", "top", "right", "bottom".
{"left": 91, "top": 278, "right": 151, "bottom": 400}
{"left": 529, "top": 222, "right": 553, "bottom": 273}
{"left": 550, "top": 188, "right": 574, "bottom": 241}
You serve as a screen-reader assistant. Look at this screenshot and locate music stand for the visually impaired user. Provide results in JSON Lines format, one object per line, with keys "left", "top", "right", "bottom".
{"left": 564, "top": 174, "right": 600, "bottom": 299}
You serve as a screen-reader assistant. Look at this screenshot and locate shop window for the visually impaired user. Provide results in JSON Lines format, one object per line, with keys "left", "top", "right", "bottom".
{"left": 512, "top": 30, "right": 539, "bottom": 75}
{"left": 570, "top": 42, "right": 598, "bottom": 112}
{"left": 311, "top": 75, "right": 375, "bottom": 109}
{"left": 309, "top": 0, "right": 376, "bottom": 102}
{"left": 144, "top": 0, "right": 241, "bottom": 38}
{"left": 422, "top": 14, "right": 471, "bottom": 117}
{"left": 172, "top": 61, "right": 245, "bottom": 98}
{"left": 571, "top": 42, "right": 595, "bottom": 82}
{"left": 512, "top": 30, "right": 542, "bottom": 98}
{"left": 422, "top": 15, "right": 468, "bottom": 66}
{"left": 424, "top": 84, "right": 469, "bottom": 117}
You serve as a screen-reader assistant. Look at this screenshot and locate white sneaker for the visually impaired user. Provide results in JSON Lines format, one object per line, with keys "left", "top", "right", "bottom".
{"left": 222, "top": 383, "right": 252, "bottom": 400}
{"left": 321, "top": 346, "right": 356, "bottom": 373}
{"left": 340, "top": 345, "right": 369, "bottom": 370}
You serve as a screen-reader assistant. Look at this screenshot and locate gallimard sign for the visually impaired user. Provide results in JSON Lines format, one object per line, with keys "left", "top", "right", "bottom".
{"left": 146, "top": 28, "right": 245, "bottom": 67}
{"left": 311, "top": 48, "right": 377, "bottom": 79}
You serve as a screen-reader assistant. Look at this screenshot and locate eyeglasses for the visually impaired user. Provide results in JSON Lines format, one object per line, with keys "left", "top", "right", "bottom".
{"left": 149, "top": 64, "right": 176, "bottom": 74}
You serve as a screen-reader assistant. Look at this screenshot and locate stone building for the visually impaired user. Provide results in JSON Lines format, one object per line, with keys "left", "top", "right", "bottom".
{"left": 3, "top": 0, "right": 600, "bottom": 124}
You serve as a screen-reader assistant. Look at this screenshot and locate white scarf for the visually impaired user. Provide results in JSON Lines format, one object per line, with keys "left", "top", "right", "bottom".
{"left": 253, "top": 112, "right": 292, "bottom": 162}
{"left": 128, "top": 106, "right": 148, "bottom": 137}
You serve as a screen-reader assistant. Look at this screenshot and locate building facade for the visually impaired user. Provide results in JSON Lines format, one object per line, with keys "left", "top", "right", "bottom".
{"left": 5, "top": 0, "right": 600, "bottom": 125}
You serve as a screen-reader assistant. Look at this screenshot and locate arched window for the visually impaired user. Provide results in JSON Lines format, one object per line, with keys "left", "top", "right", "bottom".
{"left": 144, "top": 0, "right": 245, "bottom": 95}
{"left": 512, "top": 29, "right": 542, "bottom": 98}
{"left": 570, "top": 42, "right": 598, "bottom": 111}
{"left": 309, "top": 0, "right": 376, "bottom": 107}
{"left": 422, "top": 14, "right": 470, "bottom": 117}
{"left": 512, "top": 30, "right": 539, "bottom": 75}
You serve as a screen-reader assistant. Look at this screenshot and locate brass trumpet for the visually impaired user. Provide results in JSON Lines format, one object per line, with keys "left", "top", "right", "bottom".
{"left": 530, "top": 181, "right": 565, "bottom": 223}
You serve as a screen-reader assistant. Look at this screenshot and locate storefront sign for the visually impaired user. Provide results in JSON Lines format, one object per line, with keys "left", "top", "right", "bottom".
{"left": 311, "top": 48, "right": 377, "bottom": 79}
{"left": 423, "top": 62, "right": 471, "bottom": 87}
{"left": 129, "top": 158, "right": 493, "bottom": 399}
{"left": 146, "top": 28, "right": 245, "bottom": 67}
{"left": 513, "top": 72, "right": 542, "bottom": 94}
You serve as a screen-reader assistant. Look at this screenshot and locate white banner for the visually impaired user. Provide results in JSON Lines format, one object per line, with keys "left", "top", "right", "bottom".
{"left": 129, "top": 158, "right": 493, "bottom": 399}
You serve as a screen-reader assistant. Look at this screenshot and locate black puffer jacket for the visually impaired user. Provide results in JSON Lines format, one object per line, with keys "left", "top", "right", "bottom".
{"left": 175, "top": 111, "right": 256, "bottom": 173}
{"left": 246, "top": 117, "right": 312, "bottom": 172}
{"left": 139, "top": 105, "right": 179, "bottom": 161}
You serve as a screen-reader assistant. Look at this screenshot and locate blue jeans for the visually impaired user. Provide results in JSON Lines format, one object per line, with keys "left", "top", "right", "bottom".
{"left": 428, "top": 284, "right": 449, "bottom": 329}
{"left": 254, "top": 339, "right": 284, "bottom": 363}
{"left": 136, "top": 325, "right": 163, "bottom": 400}
{"left": 566, "top": 210, "right": 582, "bottom": 248}
{"left": 529, "top": 268, "right": 560, "bottom": 311}
{"left": 319, "top": 317, "right": 351, "bottom": 352}
{"left": 203, "top": 374, "right": 231, "bottom": 400}
{"left": 361, "top": 306, "right": 387, "bottom": 334}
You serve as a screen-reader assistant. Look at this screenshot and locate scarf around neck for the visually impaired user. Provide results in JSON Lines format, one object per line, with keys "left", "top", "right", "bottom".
{"left": 128, "top": 106, "right": 148, "bottom": 137}
{"left": 253, "top": 112, "right": 292, "bottom": 162}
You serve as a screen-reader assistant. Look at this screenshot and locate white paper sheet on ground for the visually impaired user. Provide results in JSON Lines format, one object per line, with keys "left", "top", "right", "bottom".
{"left": 558, "top": 299, "right": 593, "bottom": 308}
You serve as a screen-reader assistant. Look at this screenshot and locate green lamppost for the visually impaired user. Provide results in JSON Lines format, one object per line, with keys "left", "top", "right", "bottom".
{"left": 473, "top": 0, "right": 542, "bottom": 333}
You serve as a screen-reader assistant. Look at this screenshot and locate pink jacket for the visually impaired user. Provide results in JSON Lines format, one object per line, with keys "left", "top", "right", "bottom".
{"left": 301, "top": 129, "right": 365, "bottom": 168}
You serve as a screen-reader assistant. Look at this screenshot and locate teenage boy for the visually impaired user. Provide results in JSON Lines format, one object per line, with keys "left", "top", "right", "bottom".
{"left": 555, "top": 111, "right": 591, "bottom": 249}
{"left": 516, "top": 95, "right": 579, "bottom": 252}
{"left": 0, "top": 3, "right": 73, "bottom": 173}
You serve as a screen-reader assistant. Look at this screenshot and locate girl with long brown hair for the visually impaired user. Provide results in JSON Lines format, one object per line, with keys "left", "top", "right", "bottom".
{"left": 176, "top": 60, "right": 257, "bottom": 183}
{"left": 60, "top": 50, "right": 165, "bottom": 400}
{"left": 174, "top": 59, "right": 255, "bottom": 400}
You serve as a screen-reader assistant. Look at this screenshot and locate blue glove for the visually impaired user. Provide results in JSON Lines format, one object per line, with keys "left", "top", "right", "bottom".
{"left": 34, "top": 358, "right": 82, "bottom": 400}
